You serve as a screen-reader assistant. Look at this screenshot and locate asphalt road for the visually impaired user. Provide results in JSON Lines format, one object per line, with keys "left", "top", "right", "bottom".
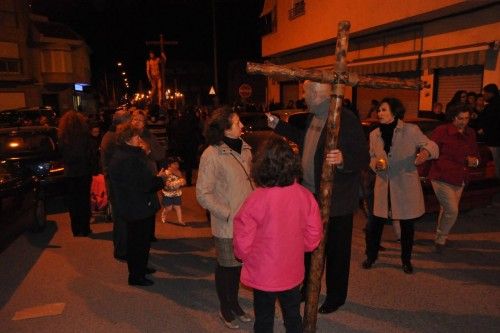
{"left": 1, "top": 187, "right": 499, "bottom": 333}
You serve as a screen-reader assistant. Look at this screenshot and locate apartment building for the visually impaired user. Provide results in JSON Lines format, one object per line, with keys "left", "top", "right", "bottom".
{"left": 0, "top": 0, "right": 91, "bottom": 114}
{"left": 260, "top": 0, "right": 500, "bottom": 117}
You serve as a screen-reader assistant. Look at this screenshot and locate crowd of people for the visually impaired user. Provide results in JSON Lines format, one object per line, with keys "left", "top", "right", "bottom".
{"left": 54, "top": 81, "right": 499, "bottom": 332}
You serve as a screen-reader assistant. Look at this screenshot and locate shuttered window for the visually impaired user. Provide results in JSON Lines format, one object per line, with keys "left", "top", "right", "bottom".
{"left": 436, "top": 66, "right": 483, "bottom": 107}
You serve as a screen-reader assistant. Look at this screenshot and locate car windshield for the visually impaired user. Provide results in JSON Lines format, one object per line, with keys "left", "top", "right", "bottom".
{"left": 240, "top": 114, "right": 270, "bottom": 131}
{"left": 0, "top": 109, "right": 55, "bottom": 128}
{"left": 0, "top": 134, "right": 56, "bottom": 156}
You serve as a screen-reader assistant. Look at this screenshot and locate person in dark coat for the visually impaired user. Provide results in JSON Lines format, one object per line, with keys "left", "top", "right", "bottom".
{"left": 130, "top": 109, "right": 166, "bottom": 242}
{"left": 267, "top": 80, "right": 369, "bottom": 314}
{"left": 108, "top": 123, "right": 165, "bottom": 286}
{"left": 100, "top": 109, "right": 131, "bottom": 260}
{"left": 58, "top": 110, "right": 96, "bottom": 237}
{"left": 477, "top": 83, "right": 500, "bottom": 178}
{"left": 175, "top": 106, "right": 202, "bottom": 186}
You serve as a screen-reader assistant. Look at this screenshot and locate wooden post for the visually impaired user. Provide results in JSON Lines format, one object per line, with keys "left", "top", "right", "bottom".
{"left": 302, "top": 20, "right": 350, "bottom": 333}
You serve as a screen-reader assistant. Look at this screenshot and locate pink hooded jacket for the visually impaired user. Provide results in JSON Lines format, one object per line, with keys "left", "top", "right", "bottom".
{"left": 233, "top": 183, "right": 322, "bottom": 292}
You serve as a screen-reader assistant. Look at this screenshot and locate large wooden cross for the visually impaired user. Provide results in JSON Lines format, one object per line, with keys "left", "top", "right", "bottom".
{"left": 247, "top": 21, "right": 424, "bottom": 333}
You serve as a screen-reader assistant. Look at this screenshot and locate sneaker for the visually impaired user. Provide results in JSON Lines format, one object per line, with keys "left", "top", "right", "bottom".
{"left": 232, "top": 310, "right": 251, "bottom": 323}
{"left": 219, "top": 312, "right": 239, "bottom": 329}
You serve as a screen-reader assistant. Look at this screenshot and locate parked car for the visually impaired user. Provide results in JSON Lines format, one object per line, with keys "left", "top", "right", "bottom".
{"left": 240, "top": 109, "right": 310, "bottom": 152}
{"left": 0, "top": 126, "right": 65, "bottom": 197}
{"left": 0, "top": 159, "right": 46, "bottom": 253}
{"left": 0, "top": 107, "right": 57, "bottom": 128}
{"left": 360, "top": 118, "right": 500, "bottom": 213}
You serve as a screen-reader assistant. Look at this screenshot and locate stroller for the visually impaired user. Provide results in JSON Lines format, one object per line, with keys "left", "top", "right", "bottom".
{"left": 90, "top": 174, "right": 112, "bottom": 222}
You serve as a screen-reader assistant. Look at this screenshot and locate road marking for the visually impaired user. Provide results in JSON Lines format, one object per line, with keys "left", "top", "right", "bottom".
{"left": 12, "top": 303, "right": 65, "bottom": 320}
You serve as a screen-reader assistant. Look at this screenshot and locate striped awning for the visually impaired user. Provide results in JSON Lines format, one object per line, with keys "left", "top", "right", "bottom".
{"left": 348, "top": 54, "right": 419, "bottom": 75}
{"left": 347, "top": 46, "right": 489, "bottom": 75}
{"left": 421, "top": 49, "right": 487, "bottom": 70}
{"left": 349, "top": 59, "right": 418, "bottom": 75}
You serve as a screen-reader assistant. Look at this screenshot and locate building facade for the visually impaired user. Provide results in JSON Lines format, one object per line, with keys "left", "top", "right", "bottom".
{"left": 260, "top": 0, "right": 500, "bottom": 117}
{"left": 0, "top": 0, "right": 91, "bottom": 114}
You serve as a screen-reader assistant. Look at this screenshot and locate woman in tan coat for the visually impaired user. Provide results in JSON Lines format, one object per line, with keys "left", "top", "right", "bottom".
{"left": 196, "top": 107, "right": 253, "bottom": 329}
{"left": 362, "top": 98, "right": 438, "bottom": 274}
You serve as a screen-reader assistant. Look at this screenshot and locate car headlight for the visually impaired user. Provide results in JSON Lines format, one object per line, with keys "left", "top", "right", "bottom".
{"left": 33, "top": 162, "right": 51, "bottom": 176}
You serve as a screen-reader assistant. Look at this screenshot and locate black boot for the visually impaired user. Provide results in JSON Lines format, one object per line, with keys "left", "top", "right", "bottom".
{"left": 215, "top": 264, "right": 234, "bottom": 322}
{"left": 228, "top": 266, "right": 251, "bottom": 322}
{"left": 400, "top": 220, "right": 415, "bottom": 274}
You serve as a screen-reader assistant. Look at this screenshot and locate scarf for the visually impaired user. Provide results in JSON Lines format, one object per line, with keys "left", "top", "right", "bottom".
{"left": 222, "top": 136, "right": 243, "bottom": 154}
{"left": 380, "top": 120, "right": 397, "bottom": 153}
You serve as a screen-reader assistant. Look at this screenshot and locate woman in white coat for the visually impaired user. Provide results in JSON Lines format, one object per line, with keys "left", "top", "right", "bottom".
{"left": 362, "top": 98, "right": 439, "bottom": 274}
{"left": 196, "top": 107, "right": 254, "bottom": 329}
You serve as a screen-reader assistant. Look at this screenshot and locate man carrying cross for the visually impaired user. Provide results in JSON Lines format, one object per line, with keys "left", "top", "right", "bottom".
{"left": 267, "top": 80, "right": 369, "bottom": 314}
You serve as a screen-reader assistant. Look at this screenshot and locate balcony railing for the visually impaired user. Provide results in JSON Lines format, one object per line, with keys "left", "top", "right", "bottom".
{"left": 289, "top": 1, "right": 305, "bottom": 20}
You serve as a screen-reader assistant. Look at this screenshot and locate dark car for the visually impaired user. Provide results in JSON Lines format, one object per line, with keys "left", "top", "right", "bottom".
{"left": 0, "top": 107, "right": 57, "bottom": 128}
{"left": 0, "top": 126, "right": 65, "bottom": 197}
{"left": 0, "top": 159, "right": 46, "bottom": 252}
{"left": 360, "top": 118, "right": 500, "bottom": 213}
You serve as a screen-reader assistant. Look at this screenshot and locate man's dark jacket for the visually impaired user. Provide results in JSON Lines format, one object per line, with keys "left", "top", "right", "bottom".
{"left": 108, "top": 143, "right": 164, "bottom": 221}
{"left": 275, "top": 108, "right": 369, "bottom": 216}
{"left": 478, "top": 95, "right": 500, "bottom": 147}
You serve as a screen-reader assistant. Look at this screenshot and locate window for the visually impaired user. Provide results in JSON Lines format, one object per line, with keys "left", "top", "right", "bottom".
{"left": 0, "top": 10, "right": 17, "bottom": 27}
{"left": 41, "top": 50, "right": 73, "bottom": 73}
{"left": 0, "top": 58, "right": 21, "bottom": 74}
{"left": 289, "top": 0, "right": 305, "bottom": 20}
{"left": 259, "top": 5, "right": 277, "bottom": 36}
{"left": 259, "top": 12, "right": 277, "bottom": 35}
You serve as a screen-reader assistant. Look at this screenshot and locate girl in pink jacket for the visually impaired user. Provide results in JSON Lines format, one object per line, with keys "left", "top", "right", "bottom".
{"left": 233, "top": 137, "right": 322, "bottom": 332}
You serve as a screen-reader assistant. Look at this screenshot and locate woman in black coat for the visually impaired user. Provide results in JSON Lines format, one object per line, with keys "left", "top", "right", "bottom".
{"left": 108, "top": 123, "right": 165, "bottom": 286}
{"left": 58, "top": 110, "right": 96, "bottom": 237}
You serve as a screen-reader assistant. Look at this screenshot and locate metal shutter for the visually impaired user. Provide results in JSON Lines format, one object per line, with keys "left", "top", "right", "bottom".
{"left": 436, "top": 68, "right": 483, "bottom": 107}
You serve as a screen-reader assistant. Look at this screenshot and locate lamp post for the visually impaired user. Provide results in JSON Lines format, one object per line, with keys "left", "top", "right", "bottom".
{"left": 211, "top": 0, "right": 219, "bottom": 106}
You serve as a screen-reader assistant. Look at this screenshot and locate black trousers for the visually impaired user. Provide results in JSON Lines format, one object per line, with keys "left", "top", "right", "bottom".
{"left": 365, "top": 216, "right": 415, "bottom": 264}
{"left": 215, "top": 265, "right": 244, "bottom": 321}
{"left": 106, "top": 177, "right": 127, "bottom": 258}
{"left": 304, "top": 214, "right": 353, "bottom": 307}
{"left": 126, "top": 216, "right": 153, "bottom": 279}
{"left": 113, "top": 214, "right": 128, "bottom": 258}
{"left": 65, "top": 176, "right": 92, "bottom": 236}
{"left": 253, "top": 286, "right": 302, "bottom": 333}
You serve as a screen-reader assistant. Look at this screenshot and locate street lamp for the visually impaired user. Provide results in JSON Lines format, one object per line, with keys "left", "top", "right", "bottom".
{"left": 117, "top": 62, "right": 122, "bottom": 67}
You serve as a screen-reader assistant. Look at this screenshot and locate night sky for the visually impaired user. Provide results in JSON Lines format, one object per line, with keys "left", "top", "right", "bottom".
{"left": 30, "top": 0, "right": 264, "bottom": 101}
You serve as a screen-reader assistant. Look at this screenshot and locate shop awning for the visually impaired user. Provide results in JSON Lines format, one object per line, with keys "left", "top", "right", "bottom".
{"left": 347, "top": 44, "right": 491, "bottom": 75}
{"left": 348, "top": 54, "right": 419, "bottom": 75}
{"left": 421, "top": 46, "right": 488, "bottom": 70}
